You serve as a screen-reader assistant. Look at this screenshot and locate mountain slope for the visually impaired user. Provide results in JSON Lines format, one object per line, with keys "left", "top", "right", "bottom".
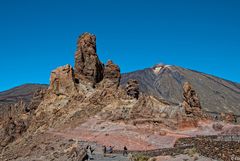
{"left": 0, "top": 84, "right": 48, "bottom": 105}
{"left": 121, "top": 65, "right": 240, "bottom": 115}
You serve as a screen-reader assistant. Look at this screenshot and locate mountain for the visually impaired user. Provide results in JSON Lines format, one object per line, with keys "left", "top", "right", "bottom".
{"left": 1, "top": 33, "right": 239, "bottom": 161}
{"left": 121, "top": 65, "right": 240, "bottom": 115}
{"left": 1, "top": 64, "right": 240, "bottom": 116}
{"left": 0, "top": 84, "right": 48, "bottom": 105}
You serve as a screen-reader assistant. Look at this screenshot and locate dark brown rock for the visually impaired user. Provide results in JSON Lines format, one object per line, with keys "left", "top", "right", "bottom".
{"left": 74, "top": 32, "right": 104, "bottom": 86}
{"left": 182, "top": 82, "right": 202, "bottom": 116}
{"left": 125, "top": 79, "right": 140, "bottom": 99}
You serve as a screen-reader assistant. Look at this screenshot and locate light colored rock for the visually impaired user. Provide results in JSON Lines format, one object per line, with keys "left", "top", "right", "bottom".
{"left": 49, "top": 64, "right": 77, "bottom": 96}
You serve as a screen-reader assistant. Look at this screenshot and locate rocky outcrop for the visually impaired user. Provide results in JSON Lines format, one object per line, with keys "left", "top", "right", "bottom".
{"left": 100, "top": 60, "right": 121, "bottom": 89}
{"left": 48, "top": 64, "right": 77, "bottom": 96}
{"left": 220, "top": 112, "right": 237, "bottom": 123}
{"left": 182, "top": 82, "right": 202, "bottom": 116}
{"left": 125, "top": 79, "right": 140, "bottom": 99}
{"left": 0, "top": 117, "right": 28, "bottom": 147}
{"left": 74, "top": 33, "right": 104, "bottom": 86}
{"left": 25, "top": 88, "right": 46, "bottom": 113}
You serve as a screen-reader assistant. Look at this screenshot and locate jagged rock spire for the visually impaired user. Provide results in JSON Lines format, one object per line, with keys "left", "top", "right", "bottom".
{"left": 125, "top": 79, "right": 140, "bottom": 99}
{"left": 74, "top": 32, "right": 104, "bottom": 86}
{"left": 182, "top": 82, "right": 202, "bottom": 116}
{"left": 103, "top": 60, "right": 121, "bottom": 85}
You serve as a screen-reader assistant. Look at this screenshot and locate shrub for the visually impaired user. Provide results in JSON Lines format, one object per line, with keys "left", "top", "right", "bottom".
{"left": 132, "top": 154, "right": 150, "bottom": 161}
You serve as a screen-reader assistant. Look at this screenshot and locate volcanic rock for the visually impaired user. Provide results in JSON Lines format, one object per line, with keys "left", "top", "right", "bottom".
{"left": 100, "top": 60, "right": 121, "bottom": 89}
{"left": 182, "top": 82, "right": 202, "bottom": 116}
{"left": 49, "top": 64, "right": 77, "bottom": 96}
{"left": 25, "top": 88, "right": 46, "bottom": 113}
{"left": 125, "top": 79, "right": 140, "bottom": 99}
{"left": 74, "top": 33, "right": 104, "bottom": 86}
{"left": 212, "top": 123, "right": 223, "bottom": 131}
{"left": 0, "top": 116, "right": 28, "bottom": 148}
{"left": 220, "top": 112, "right": 237, "bottom": 123}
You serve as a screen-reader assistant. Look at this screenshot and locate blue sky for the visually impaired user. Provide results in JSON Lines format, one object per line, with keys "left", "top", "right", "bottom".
{"left": 0, "top": 0, "right": 240, "bottom": 91}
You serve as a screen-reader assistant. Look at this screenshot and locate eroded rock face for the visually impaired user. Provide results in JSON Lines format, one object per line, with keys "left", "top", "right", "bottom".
{"left": 221, "top": 112, "right": 236, "bottom": 123}
{"left": 26, "top": 88, "right": 47, "bottom": 113}
{"left": 100, "top": 60, "right": 121, "bottom": 89}
{"left": 125, "top": 79, "right": 140, "bottom": 99}
{"left": 182, "top": 82, "right": 202, "bottom": 116}
{"left": 74, "top": 33, "right": 104, "bottom": 86}
{"left": 1, "top": 117, "right": 27, "bottom": 146}
{"left": 49, "top": 64, "right": 77, "bottom": 96}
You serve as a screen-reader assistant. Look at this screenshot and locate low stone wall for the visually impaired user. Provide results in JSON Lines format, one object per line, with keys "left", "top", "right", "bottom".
{"left": 113, "top": 145, "right": 193, "bottom": 157}
{"left": 195, "top": 140, "right": 240, "bottom": 161}
{"left": 111, "top": 135, "right": 240, "bottom": 160}
{"left": 175, "top": 135, "right": 240, "bottom": 161}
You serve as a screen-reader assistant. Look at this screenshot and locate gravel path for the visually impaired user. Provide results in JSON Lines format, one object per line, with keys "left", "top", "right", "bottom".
{"left": 87, "top": 144, "right": 129, "bottom": 161}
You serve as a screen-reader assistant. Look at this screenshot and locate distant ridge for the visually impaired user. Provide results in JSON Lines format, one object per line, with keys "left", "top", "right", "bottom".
{"left": 0, "top": 83, "right": 48, "bottom": 105}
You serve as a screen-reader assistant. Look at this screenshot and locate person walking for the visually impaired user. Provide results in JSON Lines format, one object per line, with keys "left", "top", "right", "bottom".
{"left": 102, "top": 145, "right": 107, "bottom": 157}
{"left": 109, "top": 146, "right": 114, "bottom": 153}
{"left": 86, "top": 145, "right": 93, "bottom": 160}
{"left": 123, "top": 146, "right": 128, "bottom": 156}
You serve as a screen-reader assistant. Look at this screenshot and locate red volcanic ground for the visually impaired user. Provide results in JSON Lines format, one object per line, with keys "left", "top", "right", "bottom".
{"left": 50, "top": 116, "right": 240, "bottom": 151}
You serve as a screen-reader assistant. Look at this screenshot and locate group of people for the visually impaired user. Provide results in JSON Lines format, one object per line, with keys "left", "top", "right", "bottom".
{"left": 84, "top": 144, "right": 129, "bottom": 160}
{"left": 102, "top": 145, "right": 128, "bottom": 156}
{"left": 102, "top": 145, "right": 114, "bottom": 156}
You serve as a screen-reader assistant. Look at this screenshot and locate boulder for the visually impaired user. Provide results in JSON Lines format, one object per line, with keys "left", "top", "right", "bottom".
{"left": 74, "top": 32, "right": 104, "bottom": 86}
{"left": 212, "top": 123, "right": 223, "bottom": 131}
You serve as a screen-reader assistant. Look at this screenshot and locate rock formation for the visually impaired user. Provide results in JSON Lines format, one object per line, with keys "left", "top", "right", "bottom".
{"left": 74, "top": 33, "right": 104, "bottom": 86}
{"left": 25, "top": 88, "right": 47, "bottom": 113}
{"left": 0, "top": 32, "right": 209, "bottom": 160}
{"left": 49, "top": 64, "right": 77, "bottom": 96}
{"left": 220, "top": 112, "right": 237, "bottom": 123}
{"left": 100, "top": 60, "right": 121, "bottom": 89}
{"left": 182, "top": 82, "right": 202, "bottom": 116}
{"left": 125, "top": 79, "right": 140, "bottom": 99}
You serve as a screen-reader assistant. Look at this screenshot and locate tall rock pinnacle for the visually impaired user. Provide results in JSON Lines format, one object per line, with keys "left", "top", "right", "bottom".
{"left": 74, "top": 33, "right": 104, "bottom": 86}
{"left": 182, "top": 82, "right": 202, "bottom": 116}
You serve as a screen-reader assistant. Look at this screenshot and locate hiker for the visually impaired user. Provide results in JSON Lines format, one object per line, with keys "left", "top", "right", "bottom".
{"left": 123, "top": 146, "right": 128, "bottom": 156}
{"left": 109, "top": 146, "right": 114, "bottom": 153}
{"left": 90, "top": 145, "right": 95, "bottom": 154}
{"left": 102, "top": 145, "right": 107, "bottom": 157}
{"left": 86, "top": 145, "right": 93, "bottom": 160}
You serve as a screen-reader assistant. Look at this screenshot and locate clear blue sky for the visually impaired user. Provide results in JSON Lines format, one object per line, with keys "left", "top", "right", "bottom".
{"left": 0, "top": 0, "right": 240, "bottom": 91}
